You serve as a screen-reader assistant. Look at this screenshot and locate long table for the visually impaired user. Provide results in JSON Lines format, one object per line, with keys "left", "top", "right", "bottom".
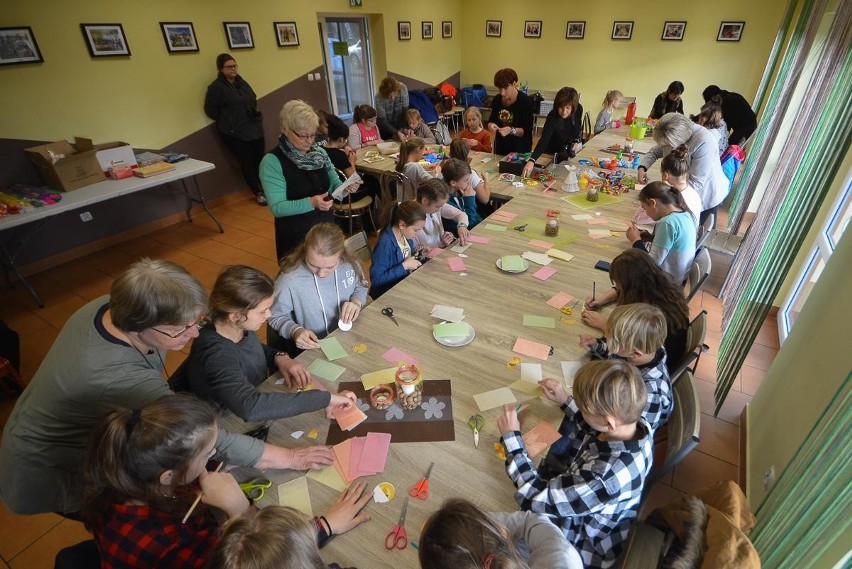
{"left": 0, "top": 159, "right": 221, "bottom": 306}
{"left": 248, "top": 130, "right": 647, "bottom": 567}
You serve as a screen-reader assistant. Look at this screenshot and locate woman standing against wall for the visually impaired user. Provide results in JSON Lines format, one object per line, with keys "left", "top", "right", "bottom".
{"left": 204, "top": 53, "right": 267, "bottom": 205}
{"left": 487, "top": 68, "right": 534, "bottom": 155}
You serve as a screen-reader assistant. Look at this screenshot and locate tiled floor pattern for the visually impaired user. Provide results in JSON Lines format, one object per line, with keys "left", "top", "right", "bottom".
{"left": 0, "top": 196, "right": 776, "bottom": 566}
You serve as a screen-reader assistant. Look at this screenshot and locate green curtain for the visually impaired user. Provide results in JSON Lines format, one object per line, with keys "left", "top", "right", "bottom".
{"left": 752, "top": 0, "right": 800, "bottom": 115}
{"left": 750, "top": 373, "right": 851, "bottom": 567}
{"left": 716, "top": 7, "right": 852, "bottom": 414}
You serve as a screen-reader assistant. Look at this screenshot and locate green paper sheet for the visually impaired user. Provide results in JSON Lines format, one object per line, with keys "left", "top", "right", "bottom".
{"left": 501, "top": 255, "right": 526, "bottom": 271}
{"left": 433, "top": 322, "right": 469, "bottom": 338}
{"left": 561, "top": 192, "right": 622, "bottom": 210}
{"left": 523, "top": 314, "right": 556, "bottom": 328}
{"left": 318, "top": 337, "right": 348, "bottom": 361}
{"left": 307, "top": 359, "right": 346, "bottom": 381}
{"left": 484, "top": 223, "right": 508, "bottom": 231}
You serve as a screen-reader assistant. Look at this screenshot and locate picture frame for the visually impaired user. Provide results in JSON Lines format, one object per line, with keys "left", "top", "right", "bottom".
{"left": 662, "top": 21, "right": 686, "bottom": 41}
{"left": 717, "top": 21, "right": 745, "bottom": 42}
{"left": 486, "top": 20, "right": 502, "bottom": 38}
{"left": 524, "top": 21, "right": 542, "bottom": 39}
{"left": 0, "top": 26, "right": 44, "bottom": 66}
{"left": 422, "top": 21, "right": 433, "bottom": 40}
{"left": 611, "top": 21, "right": 634, "bottom": 40}
{"left": 274, "top": 21, "right": 299, "bottom": 47}
{"left": 159, "top": 22, "right": 199, "bottom": 53}
{"left": 223, "top": 22, "right": 253, "bottom": 49}
{"left": 80, "top": 23, "right": 130, "bottom": 57}
{"left": 398, "top": 21, "right": 411, "bottom": 41}
{"left": 565, "top": 21, "right": 585, "bottom": 40}
{"left": 442, "top": 21, "right": 452, "bottom": 39}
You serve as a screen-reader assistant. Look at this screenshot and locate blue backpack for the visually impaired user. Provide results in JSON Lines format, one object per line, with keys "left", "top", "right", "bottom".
{"left": 721, "top": 145, "right": 746, "bottom": 189}
{"left": 408, "top": 90, "right": 439, "bottom": 124}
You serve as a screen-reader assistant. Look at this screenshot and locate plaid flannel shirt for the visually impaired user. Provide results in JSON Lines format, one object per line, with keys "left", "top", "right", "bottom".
{"left": 502, "top": 412, "right": 653, "bottom": 569}
{"left": 589, "top": 340, "right": 674, "bottom": 431}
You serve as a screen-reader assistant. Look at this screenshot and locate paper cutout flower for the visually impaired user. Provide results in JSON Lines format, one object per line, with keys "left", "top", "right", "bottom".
{"left": 357, "top": 399, "right": 371, "bottom": 413}
{"left": 385, "top": 403, "right": 404, "bottom": 420}
{"left": 494, "top": 442, "right": 507, "bottom": 461}
{"left": 307, "top": 428, "right": 318, "bottom": 439}
{"left": 421, "top": 397, "right": 446, "bottom": 419}
{"left": 352, "top": 343, "right": 367, "bottom": 353}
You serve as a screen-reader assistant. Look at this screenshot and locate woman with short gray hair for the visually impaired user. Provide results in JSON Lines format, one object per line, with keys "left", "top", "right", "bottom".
{"left": 637, "top": 113, "right": 730, "bottom": 223}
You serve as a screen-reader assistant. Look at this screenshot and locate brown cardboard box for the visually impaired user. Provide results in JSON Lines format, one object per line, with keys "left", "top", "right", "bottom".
{"left": 24, "top": 138, "right": 131, "bottom": 191}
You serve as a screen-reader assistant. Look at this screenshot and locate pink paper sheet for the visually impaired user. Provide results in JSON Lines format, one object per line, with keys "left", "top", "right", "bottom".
{"left": 332, "top": 439, "right": 355, "bottom": 482}
{"left": 467, "top": 235, "right": 491, "bottom": 244}
{"left": 491, "top": 211, "right": 518, "bottom": 221}
{"left": 356, "top": 432, "right": 392, "bottom": 474}
{"left": 586, "top": 217, "right": 609, "bottom": 225}
{"left": 447, "top": 257, "right": 467, "bottom": 272}
{"left": 546, "top": 292, "right": 575, "bottom": 309}
{"left": 513, "top": 337, "right": 551, "bottom": 361}
{"left": 532, "top": 266, "right": 557, "bottom": 281}
{"left": 334, "top": 404, "right": 368, "bottom": 431}
{"left": 528, "top": 239, "right": 553, "bottom": 249}
{"left": 428, "top": 247, "right": 446, "bottom": 258}
{"left": 381, "top": 347, "right": 417, "bottom": 366}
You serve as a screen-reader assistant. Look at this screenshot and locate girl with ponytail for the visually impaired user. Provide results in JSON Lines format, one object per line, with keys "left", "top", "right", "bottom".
{"left": 659, "top": 144, "right": 703, "bottom": 226}
{"left": 396, "top": 136, "right": 440, "bottom": 185}
{"left": 626, "top": 180, "right": 697, "bottom": 283}
{"left": 369, "top": 200, "right": 427, "bottom": 298}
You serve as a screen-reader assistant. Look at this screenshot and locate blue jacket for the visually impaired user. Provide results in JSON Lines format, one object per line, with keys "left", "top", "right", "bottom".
{"left": 369, "top": 228, "right": 413, "bottom": 298}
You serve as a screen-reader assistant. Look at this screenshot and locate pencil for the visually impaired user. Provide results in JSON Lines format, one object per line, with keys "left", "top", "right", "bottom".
{"left": 181, "top": 461, "right": 223, "bottom": 524}
{"left": 592, "top": 282, "right": 596, "bottom": 302}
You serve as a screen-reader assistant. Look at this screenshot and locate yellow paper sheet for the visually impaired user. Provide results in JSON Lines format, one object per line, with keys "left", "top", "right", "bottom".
{"left": 307, "top": 465, "right": 349, "bottom": 492}
{"left": 546, "top": 249, "right": 574, "bottom": 262}
{"left": 473, "top": 387, "right": 517, "bottom": 411}
{"left": 361, "top": 367, "right": 398, "bottom": 389}
{"left": 508, "top": 379, "right": 543, "bottom": 396}
{"left": 278, "top": 476, "right": 313, "bottom": 517}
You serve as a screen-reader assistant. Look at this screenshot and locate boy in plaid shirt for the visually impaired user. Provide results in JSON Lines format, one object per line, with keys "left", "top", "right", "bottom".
{"left": 498, "top": 360, "right": 653, "bottom": 569}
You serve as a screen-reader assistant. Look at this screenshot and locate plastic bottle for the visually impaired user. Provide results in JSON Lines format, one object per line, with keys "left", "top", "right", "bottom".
{"left": 632, "top": 154, "right": 641, "bottom": 170}
{"left": 626, "top": 102, "right": 636, "bottom": 125}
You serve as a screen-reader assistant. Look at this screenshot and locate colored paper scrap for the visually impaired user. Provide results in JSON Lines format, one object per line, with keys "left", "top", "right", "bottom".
{"left": 307, "top": 465, "right": 348, "bottom": 492}
{"left": 451, "top": 243, "right": 470, "bottom": 253}
{"left": 291, "top": 430, "right": 304, "bottom": 439}
{"left": 586, "top": 217, "right": 609, "bottom": 225}
{"left": 532, "top": 266, "right": 557, "bottom": 281}
{"left": 484, "top": 223, "right": 508, "bottom": 232}
{"left": 307, "top": 428, "right": 318, "bottom": 439}
{"left": 473, "top": 387, "right": 517, "bottom": 411}
{"left": 447, "top": 257, "right": 467, "bottom": 272}
{"left": 467, "top": 235, "right": 491, "bottom": 244}
{"left": 528, "top": 239, "right": 554, "bottom": 249}
{"left": 428, "top": 247, "right": 446, "bottom": 258}
{"left": 561, "top": 361, "right": 582, "bottom": 387}
{"left": 513, "top": 338, "right": 551, "bottom": 361}
{"left": 522, "top": 251, "right": 553, "bottom": 266}
{"left": 431, "top": 304, "right": 465, "bottom": 322}
{"left": 361, "top": 367, "right": 399, "bottom": 389}
{"left": 500, "top": 255, "right": 526, "bottom": 271}
{"left": 352, "top": 343, "right": 368, "bottom": 353}
{"left": 307, "top": 359, "right": 346, "bottom": 382}
{"left": 546, "top": 249, "right": 574, "bottom": 262}
{"left": 523, "top": 314, "right": 556, "bottom": 328}
{"left": 508, "top": 379, "right": 543, "bottom": 396}
{"left": 491, "top": 210, "right": 518, "bottom": 221}
{"left": 571, "top": 214, "right": 593, "bottom": 221}
{"left": 278, "top": 477, "right": 314, "bottom": 516}
{"left": 381, "top": 347, "right": 417, "bottom": 366}
{"left": 334, "top": 403, "right": 368, "bottom": 431}
{"left": 546, "top": 292, "right": 575, "bottom": 309}
{"left": 433, "top": 321, "right": 470, "bottom": 338}
{"left": 318, "top": 337, "right": 347, "bottom": 361}
{"left": 507, "top": 356, "right": 522, "bottom": 369}
{"left": 522, "top": 422, "right": 561, "bottom": 457}
{"left": 520, "top": 362, "right": 543, "bottom": 383}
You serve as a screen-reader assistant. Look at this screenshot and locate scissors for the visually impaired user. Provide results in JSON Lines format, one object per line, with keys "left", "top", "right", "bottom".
{"left": 384, "top": 496, "right": 409, "bottom": 550}
{"left": 514, "top": 223, "right": 528, "bottom": 232}
{"left": 382, "top": 307, "right": 399, "bottom": 326}
{"left": 409, "top": 462, "right": 434, "bottom": 500}
{"left": 239, "top": 477, "right": 272, "bottom": 501}
{"left": 468, "top": 414, "right": 484, "bottom": 448}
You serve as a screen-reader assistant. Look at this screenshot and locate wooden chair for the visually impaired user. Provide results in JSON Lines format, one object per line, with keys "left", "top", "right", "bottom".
{"left": 618, "top": 520, "right": 668, "bottom": 569}
{"left": 331, "top": 168, "right": 375, "bottom": 236}
{"left": 695, "top": 212, "right": 716, "bottom": 249}
{"left": 344, "top": 230, "right": 372, "bottom": 267}
{"left": 671, "top": 310, "right": 709, "bottom": 383}
{"left": 685, "top": 247, "right": 712, "bottom": 302}
{"left": 647, "top": 370, "right": 702, "bottom": 489}
{"left": 378, "top": 170, "right": 416, "bottom": 203}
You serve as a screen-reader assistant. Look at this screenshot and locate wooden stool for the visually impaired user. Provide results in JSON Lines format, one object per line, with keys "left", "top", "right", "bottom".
{"left": 333, "top": 195, "right": 375, "bottom": 236}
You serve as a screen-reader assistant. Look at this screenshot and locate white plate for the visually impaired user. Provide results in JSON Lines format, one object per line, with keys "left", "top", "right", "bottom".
{"left": 496, "top": 257, "right": 530, "bottom": 273}
{"left": 433, "top": 321, "right": 476, "bottom": 347}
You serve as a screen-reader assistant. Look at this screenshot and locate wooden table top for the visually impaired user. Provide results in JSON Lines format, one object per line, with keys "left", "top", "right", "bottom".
{"left": 251, "top": 148, "right": 643, "bottom": 567}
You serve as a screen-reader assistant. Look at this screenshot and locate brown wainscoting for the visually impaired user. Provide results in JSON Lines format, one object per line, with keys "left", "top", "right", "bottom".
{"left": 739, "top": 404, "right": 748, "bottom": 492}
{"left": 388, "top": 71, "right": 460, "bottom": 92}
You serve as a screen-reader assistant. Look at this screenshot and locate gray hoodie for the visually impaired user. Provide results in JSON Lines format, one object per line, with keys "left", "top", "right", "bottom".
{"left": 269, "top": 261, "right": 368, "bottom": 339}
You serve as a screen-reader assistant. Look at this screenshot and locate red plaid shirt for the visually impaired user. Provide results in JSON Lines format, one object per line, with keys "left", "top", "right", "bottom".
{"left": 95, "top": 503, "right": 219, "bottom": 568}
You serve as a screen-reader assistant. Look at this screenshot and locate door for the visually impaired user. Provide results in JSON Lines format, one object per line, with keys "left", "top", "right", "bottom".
{"left": 319, "top": 18, "right": 373, "bottom": 122}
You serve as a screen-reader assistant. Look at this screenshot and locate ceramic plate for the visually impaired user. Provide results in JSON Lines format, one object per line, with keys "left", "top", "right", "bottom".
{"left": 433, "top": 321, "right": 476, "bottom": 347}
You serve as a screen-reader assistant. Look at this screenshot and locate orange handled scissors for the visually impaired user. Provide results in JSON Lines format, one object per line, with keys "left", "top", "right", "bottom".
{"left": 409, "top": 462, "right": 434, "bottom": 500}
{"left": 384, "top": 496, "right": 409, "bottom": 550}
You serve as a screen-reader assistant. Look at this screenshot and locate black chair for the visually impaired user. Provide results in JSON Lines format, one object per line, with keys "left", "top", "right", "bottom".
{"left": 54, "top": 539, "right": 100, "bottom": 569}
{"left": 671, "top": 311, "right": 709, "bottom": 383}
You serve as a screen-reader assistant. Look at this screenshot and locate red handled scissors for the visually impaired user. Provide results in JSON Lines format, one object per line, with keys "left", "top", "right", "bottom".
{"left": 409, "top": 462, "right": 434, "bottom": 500}
{"left": 384, "top": 496, "right": 409, "bottom": 550}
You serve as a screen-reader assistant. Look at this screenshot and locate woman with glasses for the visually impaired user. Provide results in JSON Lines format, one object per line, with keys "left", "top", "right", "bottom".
{"left": 260, "top": 100, "right": 354, "bottom": 261}
{"left": 204, "top": 53, "right": 267, "bottom": 206}
{"left": 0, "top": 259, "right": 335, "bottom": 517}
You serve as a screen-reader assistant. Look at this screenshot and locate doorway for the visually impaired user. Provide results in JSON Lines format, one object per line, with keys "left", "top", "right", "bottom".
{"left": 319, "top": 18, "right": 373, "bottom": 122}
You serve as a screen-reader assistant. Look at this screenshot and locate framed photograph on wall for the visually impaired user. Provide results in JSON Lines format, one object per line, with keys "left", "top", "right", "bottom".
{"left": 565, "top": 21, "right": 585, "bottom": 40}
{"left": 80, "top": 23, "right": 130, "bottom": 57}
{"left": 611, "top": 21, "right": 633, "bottom": 40}
{"left": 274, "top": 22, "right": 299, "bottom": 47}
{"left": 524, "top": 21, "right": 542, "bottom": 38}
{"left": 398, "top": 21, "right": 411, "bottom": 41}
{"left": 442, "top": 21, "right": 452, "bottom": 38}
{"left": 223, "top": 22, "right": 253, "bottom": 49}
{"left": 717, "top": 21, "right": 745, "bottom": 42}
{"left": 662, "top": 21, "right": 686, "bottom": 41}
{"left": 486, "top": 20, "right": 502, "bottom": 38}
{"left": 422, "top": 21, "right": 433, "bottom": 40}
{"left": 0, "top": 26, "right": 44, "bottom": 65}
{"left": 160, "top": 22, "right": 199, "bottom": 52}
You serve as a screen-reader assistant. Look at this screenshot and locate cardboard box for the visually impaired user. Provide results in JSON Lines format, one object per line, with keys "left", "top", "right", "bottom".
{"left": 24, "top": 138, "right": 131, "bottom": 191}
{"left": 498, "top": 158, "right": 527, "bottom": 176}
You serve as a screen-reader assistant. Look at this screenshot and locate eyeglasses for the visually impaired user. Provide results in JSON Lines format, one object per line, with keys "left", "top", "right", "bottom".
{"left": 291, "top": 130, "right": 317, "bottom": 142}
{"left": 223, "top": 64, "right": 238, "bottom": 69}
{"left": 150, "top": 318, "right": 207, "bottom": 339}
